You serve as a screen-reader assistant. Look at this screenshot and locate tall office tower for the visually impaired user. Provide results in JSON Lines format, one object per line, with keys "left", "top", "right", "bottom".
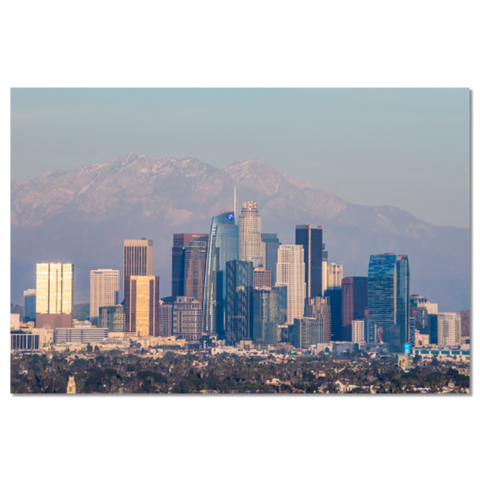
{"left": 253, "top": 267, "right": 272, "bottom": 288}
{"left": 352, "top": 320, "right": 365, "bottom": 343}
{"left": 36, "top": 263, "right": 74, "bottom": 328}
{"left": 183, "top": 241, "right": 207, "bottom": 303}
{"left": 325, "top": 288, "right": 342, "bottom": 341}
{"left": 89, "top": 269, "right": 119, "bottom": 325}
{"left": 322, "top": 248, "right": 328, "bottom": 296}
{"left": 203, "top": 211, "right": 239, "bottom": 336}
{"left": 341, "top": 277, "right": 368, "bottom": 341}
{"left": 99, "top": 305, "right": 125, "bottom": 332}
{"left": 327, "top": 263, "right": 343, "bottom": 289}
{"left": 158, "top": 302, "right": 173, "bottom": 337}
{"left": 437, "top": 313, "right": 461, "bottom": 347}
{"left": 172, "top": 234, "right": 209, "bottom": 301}
{"left": 24, "top": 289, "right": 36, "bottom": 324}
{"left": 172, "top": 297, "right": 203, "bottom": 342}
{"left": 304, "top": 297, "right": 332, "bottom": 343}
{"left": 367, "top": 254, "right": 410, "bottom": 345}
{"left": 124, "top": 276, "right": 160, "bottom": 336}
{"left": 261, "top": 233, "right": 280, "bottom": 285}
{"left": 295, "top": 225, "right": 323, "bottom": 298}
{"left": 276, "top": 245, "right": 306, "bottom": 325}
{"left": 225, "top": 260, "right": 254, "bottom": 346}
{"left": 123, "top": 239, "right": 153, "bottom": 299}
{"left": 460, "top": 310, "right": 470, "bottom": 337}
{"left": 293, "top": 317, "right": 324, "bottom": 349}
{"left": 239, "top": 201, "right": 262, "bottom": 267}
{"left": 252, "top": 287, "right": 279, "bottom": 345}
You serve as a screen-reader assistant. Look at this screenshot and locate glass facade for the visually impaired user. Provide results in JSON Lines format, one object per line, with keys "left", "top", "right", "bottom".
{"left": 226, "top": 260, "right": 253, "bottom": 345}
{"left": 253, "top": 287, "right": 279, "bottom": 345}
{"left": 368, "top": 254, "right": 410, "bottom": 345}
{"left": 99, "top": 305, "right": 125, "bottom": 332}
{"left": 203, "top": 212, "right": 238, "bottom": 336}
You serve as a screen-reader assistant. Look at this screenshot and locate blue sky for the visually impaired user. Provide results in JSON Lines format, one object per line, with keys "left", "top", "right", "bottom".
{"left": 11, "top": 88, "right": 470, "bottom": 228}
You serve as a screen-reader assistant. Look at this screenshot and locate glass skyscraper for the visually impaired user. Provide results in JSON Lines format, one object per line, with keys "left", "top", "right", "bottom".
{"left": 368, "top": 253, "right": 410, "bottom": 345}
{"left": 295, "top": 225, "right": 323, "bottom": 298}
{"left": 261, "top": 233, "right": 280, "bottom": 285}
{"left": 203, "top": 211, "right": 239, "bottom": 337}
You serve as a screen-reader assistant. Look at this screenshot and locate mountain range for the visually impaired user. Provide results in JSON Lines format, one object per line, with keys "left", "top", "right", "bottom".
{"left": 11, "top": 153, "right": 470, "bottom": 312}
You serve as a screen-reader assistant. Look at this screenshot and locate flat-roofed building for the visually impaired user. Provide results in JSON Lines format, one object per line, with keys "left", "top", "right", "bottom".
{"left": 352, "top": 319, "right": 365, "bottom": 343}
{"left": 123, "top": 239, "right": 153, "bottom": 299}
{"left": 55, "top": 328, "right": 109, "bottom": 344}
{"left": 437, "top": 313, "right": 461, "bottom": 347}
{"left": 11, "top": 330, "right": 40, "bottom": 351}
{"left": 99, "top": 305, "right": 124, "bottom": 332}
{"left": 172, "top": 297, "right": 203, "bottom": 342}
{"left": 90, "top": 269, "right": 119, "bottom": 325}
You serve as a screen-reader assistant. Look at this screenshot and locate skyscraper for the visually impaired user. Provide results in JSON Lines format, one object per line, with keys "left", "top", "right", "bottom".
{"left": 184, "top": 241, "right": 208, "bottom": 303}
{"left": 341, "top": 277, "right": 368, "bottom": 341}
{"left": 252, "top": 287, "right": 280, "bottom": 345}
{"left": 225, "top": 260, "right": 253, "bottom": 345}
{"left": 460, "top": 310, "right": 470, "bottom": 338}
{"left": 324, "top": 287, "right": 342, "bottom": 341}
{"left": 437, "top": 313, "right": 461, "bottom": 347}
{"left": 172, "top": 233, "right": 209, "bottom": 301}
{"left": 367, "top": 254, "right": 410, "bottom": 345}
{"left": 304, "top": 296, "right": 332, "bottom": 343}
{"left": 124, "top": 276, "right": 159, "bottom": 336}
{"left": 239, "top": 201, "right": 262, "bottom": 267}
{"left": 203, "top": 211, "right": 239, "bottom": 336}
{"left": 158, "top": 302, "right": 173, "bottom": 337}
{"left": 295, "top": 225, "right": 323, "bottom": 298}
{"left": 261, "top": 233, "right": 280, "bottom": 285}
{"left": 35, "top": 263, "right": 74, "bottom": 329}
{"left": 123, "top": 239, "right": 153, "bottom": 299}
{"left": 89, "top": 269, "right": 119, "bottom": 325}
{"left": 276, "top": 245, "right": 306, "bottom": 325}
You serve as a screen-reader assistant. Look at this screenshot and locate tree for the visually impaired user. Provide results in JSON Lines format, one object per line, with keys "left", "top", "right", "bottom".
{"left": 86, "top": 343, "right": 93, "bottom": 353}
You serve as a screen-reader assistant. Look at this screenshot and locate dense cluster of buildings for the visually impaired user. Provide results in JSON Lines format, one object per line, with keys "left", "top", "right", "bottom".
{"left": 11, "top": 199, "right": 470, "bottom": 354}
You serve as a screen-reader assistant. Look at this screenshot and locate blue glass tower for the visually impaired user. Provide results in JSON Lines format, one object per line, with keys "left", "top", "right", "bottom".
{"left": 368, "top": 253, "right": 410, "bottom": 345}
{"left": 203, "top": 212, "right": 239, "bottom": 337}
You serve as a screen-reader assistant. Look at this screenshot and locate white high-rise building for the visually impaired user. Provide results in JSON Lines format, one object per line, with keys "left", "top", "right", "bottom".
{"left": 437, "top": 312, "right": 461, "bottom": 347}
{"left": 352, "top": 319, "right": 365, "bottom": 343}
{"left": 275, "top": 245, "right": 306, "bottom": 325}
{"left": 327, "top": 263, "right": 343, "bottom": 289}
{"left": 90, "top": 270, "right": 120, "bottom": 324}
{"left": 239, "top": 201, "right": 262, "bottom": 267}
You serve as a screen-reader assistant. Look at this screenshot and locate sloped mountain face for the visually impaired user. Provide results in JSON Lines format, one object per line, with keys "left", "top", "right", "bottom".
{"left": 11, "top": 153, "right": 470, "bottom": 312}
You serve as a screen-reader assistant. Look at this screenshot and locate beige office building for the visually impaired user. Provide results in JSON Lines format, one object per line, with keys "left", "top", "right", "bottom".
{"left": 90, "top": 269, "right": 120, "bottom": 324}
{"left": 327, "top": 263, "right": 343, "bottom": 289}
{"left": 352, "top": 319, "right": 365, "bottom": 343}
{"left": 124, "top": 276, "right": 159, "bottom": 336}
{"left": 36, "top": 263, "right": 74, "bottom": 315}
{"left": 437, "top": 312, "right": 461, "bottom": 347}
{"left": 239, "top": 201, "right": 262, "bottom": 267}
{"left": 276, "top": 245, "right": 306, "bottom": 325}
{"left": 123, "top": 239, "right": 153, "bottom": 298}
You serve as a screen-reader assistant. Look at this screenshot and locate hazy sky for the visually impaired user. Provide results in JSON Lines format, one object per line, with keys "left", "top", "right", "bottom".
{"left": 11, "top": 88, "right": 470, "bottom": 228}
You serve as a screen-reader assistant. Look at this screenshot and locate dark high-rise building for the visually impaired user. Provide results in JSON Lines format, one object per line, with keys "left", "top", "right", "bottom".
{"left": 293, "top": 317, "right": 324, "bottom": 349}
{"left": 203, "top": 212, "right": 239, "bottom": 337}
{"left": 341, "top": 277, "right": 368, "bottom": 341}
{"left": 325, "top": 287, "right": 342, "bottom": 341}
{"left": 460, "top": 310, "right": 470, "bottom": 337}
{"left": 184, "top": 241, "right": 207, "bottom": 303}
{"left": 172, "top": 234, "right": 209, "bottom": 302}
{"left": 367, "top": 254, "right": 410, "bottom": 345}
{"left": 261, "top": 233, "right": 280, "bottom": 285}
{"left": 295, "top": 225, "right": 323, "bottom": 298}
{"left": 225, "top": 260, "right": 253, "bottom": 346}
{"left": 24, "top": 289, "right": 36, "bottom": 324}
